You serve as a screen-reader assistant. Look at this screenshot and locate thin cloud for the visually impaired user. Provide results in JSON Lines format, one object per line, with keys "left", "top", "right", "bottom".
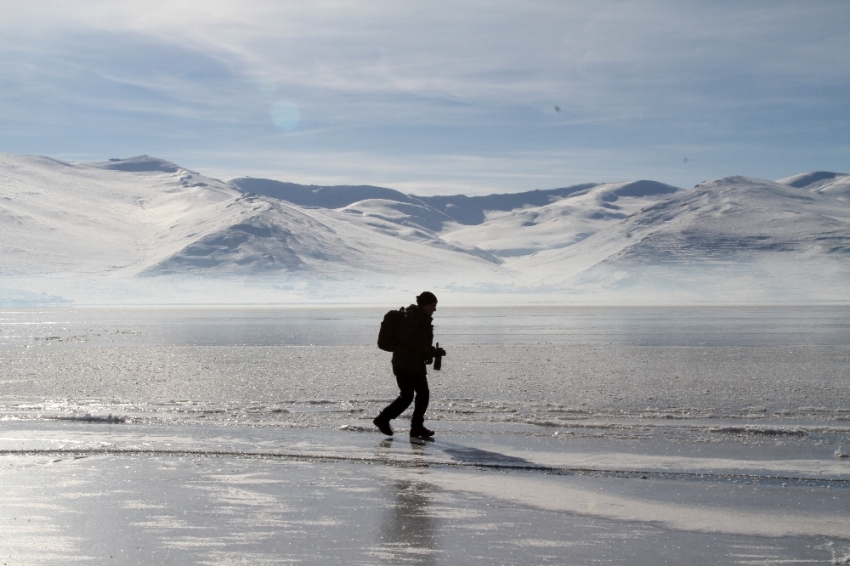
{"left": 1, "top": 1, "right": 848, "bottom": 191}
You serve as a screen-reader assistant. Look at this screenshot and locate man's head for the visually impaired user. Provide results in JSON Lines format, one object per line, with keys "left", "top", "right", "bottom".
{"left": 416, "top": 291, "right": 438, "bottom": 316}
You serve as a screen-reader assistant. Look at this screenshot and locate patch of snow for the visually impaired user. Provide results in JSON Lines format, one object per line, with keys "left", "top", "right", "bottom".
{"left": 777, "top": 171, "right": 850, "bottom": 202}
{"left": 442, "top": 180, "right": 679, "bottom": 256}
{"left": 93, "top": 155, "right": 183, "bottom": 174}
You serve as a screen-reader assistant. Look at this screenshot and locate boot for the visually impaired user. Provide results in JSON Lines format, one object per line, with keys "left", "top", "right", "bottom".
{"left": 409, "top": 425, "right": 434, "bottom": 438}
{"left": 373, "top": 416, "right": 393, "bottom": 436}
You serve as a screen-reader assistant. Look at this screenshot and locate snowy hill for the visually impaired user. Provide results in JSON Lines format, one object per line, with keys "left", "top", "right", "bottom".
{"left": 1, "top": 152, "right": 847, "bottom": 304}
{"left": 229, "top": 177, "right": 680, "bottom": 256}
{"left": 416, "top": 185, "right": 599, "bottom": 225}
{"left": 230, "top": 177, "right": 422, "bottom": 209}
{"left": 777, "top": 171, "right": 850, "bottom": 201}
{"left": 508, "top": 176, "right": 850, "bottom": 302}
{"left": 441, "top": 181, "right": 680, "bottom": 257}
{"left": 231, "top": 178, "right": 619, "bottom": 233}
{"left": 146, "top": 194, "right": 501, "bottom": 276}
{"left": 0, "top": 153, "right": 239, "bottom": 276}
{"left": 0, "top": 153, "right": 500, "bottom": 278}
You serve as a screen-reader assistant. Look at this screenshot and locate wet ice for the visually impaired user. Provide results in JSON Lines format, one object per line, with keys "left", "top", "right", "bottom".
{"left": 1, "top": 306, "right": 849, "bottom": 565}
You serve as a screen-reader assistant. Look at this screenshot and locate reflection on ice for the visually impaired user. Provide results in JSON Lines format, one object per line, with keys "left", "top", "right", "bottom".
{"left": 378, "top": 480, "right": 437, "bottom": 565}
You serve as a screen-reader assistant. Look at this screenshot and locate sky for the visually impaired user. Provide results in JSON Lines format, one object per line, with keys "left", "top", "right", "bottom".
{"left": 1, "top": 1, "right": 848, "bottom": 195}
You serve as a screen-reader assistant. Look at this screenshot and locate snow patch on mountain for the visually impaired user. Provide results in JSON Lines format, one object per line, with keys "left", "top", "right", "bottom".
{"left": 340, "top": 198, "right": 456, "bottom": 234}
{"left": 442, "top": 180, "right": 680, "bottom": 256}
{"left": 230, "top": 178, "right": 421, "bottom": 209}
{"left": 417, "top": 184, "right": 599, "bottom": 225}
{"left": 508, "top": 176, "right": 850, "bottom": 301}
{"left": 333, "top": 199, "right": 500, "bottom": 263}
{"left": 93, "top": 155, "right": 183, "bottom": 174}
{"left": 777, "top": 171, "right": 850, "bottom": 202}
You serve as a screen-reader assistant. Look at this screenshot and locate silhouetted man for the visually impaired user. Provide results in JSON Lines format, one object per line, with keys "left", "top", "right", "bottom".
{"left": 373, "top": 291, "right": 445, "bottom": 438}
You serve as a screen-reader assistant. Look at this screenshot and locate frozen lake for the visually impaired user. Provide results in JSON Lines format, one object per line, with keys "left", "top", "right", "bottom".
{"left": 2, "top": 305, "right": 849, "bottom": 347}
{"left": 1, "top": 306, "right": 849, "bottom": 564}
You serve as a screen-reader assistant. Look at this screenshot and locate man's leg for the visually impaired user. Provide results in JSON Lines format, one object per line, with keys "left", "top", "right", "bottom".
{"left": 410, "top": 373, "right": 430, "bottom": 429}
{"left": 375, "top": 368, "right": 416, "bottom": 433}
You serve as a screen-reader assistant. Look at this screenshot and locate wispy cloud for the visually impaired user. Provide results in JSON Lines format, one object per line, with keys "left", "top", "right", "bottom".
{"left": 1, "top": 1, "right": 848, "bottom": 192}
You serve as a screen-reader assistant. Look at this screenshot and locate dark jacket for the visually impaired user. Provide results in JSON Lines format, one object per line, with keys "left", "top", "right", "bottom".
{"left": 391, "top": 304, "right": 434, "bottom": 375}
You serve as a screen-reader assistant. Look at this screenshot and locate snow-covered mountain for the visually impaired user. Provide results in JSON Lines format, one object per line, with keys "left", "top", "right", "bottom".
{"left": 1, "top": 152, "right": 847, "bottom": 304}
{"left": 508, "top": 176, "right": 850, "bottom": 302}
{"left": 229, "top": 177, "right": 622, "bottom": 238}
{"left": 0, "top": 154, "right": 238, "bottom": 276}
{"left": 440, "top": 181, "right": 680, "bottom": 257}
{"left": 777, "top": 171, "right": 850, "bottom": 201}
{"left": 229, "top": 177, "right": 680, "bottom": 258}
{"left": 0, "top": 153, "right": 500, "bottom": 281}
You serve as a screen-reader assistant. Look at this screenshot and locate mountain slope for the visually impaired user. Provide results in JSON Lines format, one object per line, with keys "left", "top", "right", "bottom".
{"left": 230, "top": 178, "right": 606, "bottom": 231}
{"left": 417, "top": 184, "right": 599, "bottom": 225}
{"left": 229, "top": 177, "right": 681, "bottom": 257}
{"left": 230, "top": 177, "right": 422, "bottom": 208}
{"left": 0, "top": 153, "right": 502, "bottom": 282}
{"left": 145, "top": 196, "right": 503, "bottom": 277}
{"left": 0, "top": 153, "right": 240, "bottom": 275}
{"left": 509, "top": 177, "right": 850, "bottom": 300}
{"left": 2, "top": 152, "right": 848, "bottom": 304}
{"left": 777, "top": 171, "right": 850, "bottom": 202}
{"left": 442, "top": 181, "right": 680, "bottom": 256}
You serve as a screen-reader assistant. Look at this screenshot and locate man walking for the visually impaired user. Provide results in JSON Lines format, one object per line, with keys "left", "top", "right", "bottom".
{"left": 373, "top": 292, "right": 445, "bottom": 439}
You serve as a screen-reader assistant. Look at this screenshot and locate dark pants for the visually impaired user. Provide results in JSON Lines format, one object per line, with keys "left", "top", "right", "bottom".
{"left": 378, "top": 367, "right": 429, "bottom": 428}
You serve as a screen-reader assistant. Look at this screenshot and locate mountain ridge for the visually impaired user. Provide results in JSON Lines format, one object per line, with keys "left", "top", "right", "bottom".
{"left": 1, "top": 152, "right": 847, "bottom": 304}
{"left": 509, "top": 176, "right": 850, "bottom": 300}
{"left": 776, "top": 171, "right": 850, "bottom": 202}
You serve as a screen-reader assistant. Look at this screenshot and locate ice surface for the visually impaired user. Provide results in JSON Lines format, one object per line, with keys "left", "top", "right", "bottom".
{"left": 2, "top": 421, "right": 849, "bottom": 565}
{"left": 1, "top": 306, "right": 849, "bottom": 564}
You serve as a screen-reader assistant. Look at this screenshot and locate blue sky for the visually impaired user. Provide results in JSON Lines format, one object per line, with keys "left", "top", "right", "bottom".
{"left": 1, "top": 1, "right": 848, "bottom": 195}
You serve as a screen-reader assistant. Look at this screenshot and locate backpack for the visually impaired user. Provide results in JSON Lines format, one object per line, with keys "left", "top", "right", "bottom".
{"left": 377, "top": 306, "right": 407, "bottom": 352}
